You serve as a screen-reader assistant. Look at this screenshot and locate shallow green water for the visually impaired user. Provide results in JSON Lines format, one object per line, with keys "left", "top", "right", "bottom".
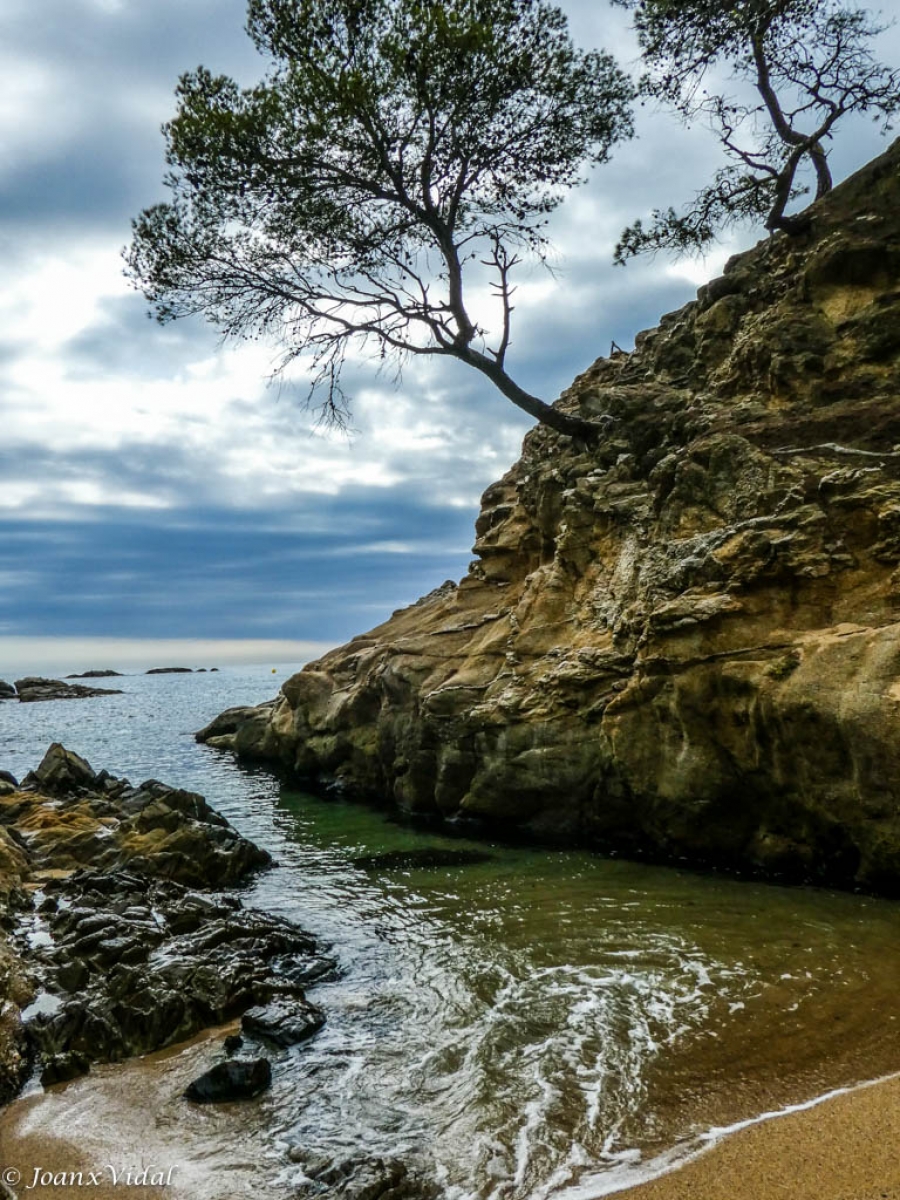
{"left": 242, "top": 785, "right": 900, "bottom": 1198}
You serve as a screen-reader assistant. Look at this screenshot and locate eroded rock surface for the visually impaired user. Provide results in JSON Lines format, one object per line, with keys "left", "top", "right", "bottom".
{"left": 0, "top": 745, "right": 330, "bottom": 1094}
{"left": 200, "top": 141, "right": 900, "bottom": 895}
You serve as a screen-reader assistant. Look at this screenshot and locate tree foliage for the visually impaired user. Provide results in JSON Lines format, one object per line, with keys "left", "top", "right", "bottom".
{"left": 126, "top": 0, "right": 634, "bottom": 438}
{"left": 613, "top": 0, "right": 900, "bottom": 261}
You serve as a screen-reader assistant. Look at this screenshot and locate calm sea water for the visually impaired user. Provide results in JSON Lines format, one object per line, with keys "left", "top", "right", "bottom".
{"left": 2, "top": 665, "right": 900, "bottom": 1199}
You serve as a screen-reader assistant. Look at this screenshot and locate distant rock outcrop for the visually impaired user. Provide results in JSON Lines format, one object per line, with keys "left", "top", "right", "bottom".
{"left": 0, "top": 681, "right": 15, "bottom": 700}
{"left": 146, "top": 667, "right": 193, "bottom": 674}
{"left": 66, "top": 669, "right": 123, "bottom": 678}
{"left": 200, "top": 139, "right": 900, "bottom": 895}
{"left": 14, "top": 677, "right": 123, "bottom": 702}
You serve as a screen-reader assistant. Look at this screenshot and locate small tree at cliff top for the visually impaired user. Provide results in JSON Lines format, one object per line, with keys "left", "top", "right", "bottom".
{"left": 126, "top": 0, "right": 634, "bottom": 439}
{"left": 613, "top": 0, "right": 900, "bottom": 261}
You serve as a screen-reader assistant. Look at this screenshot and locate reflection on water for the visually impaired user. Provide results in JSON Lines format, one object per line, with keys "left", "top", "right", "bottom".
{"left": 2, "top": 667, "right": 900, "bottom": 1198}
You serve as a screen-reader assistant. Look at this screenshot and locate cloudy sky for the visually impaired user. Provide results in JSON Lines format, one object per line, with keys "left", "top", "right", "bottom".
{"left": 1, "top": 0, "right": 897, "bottom": 674}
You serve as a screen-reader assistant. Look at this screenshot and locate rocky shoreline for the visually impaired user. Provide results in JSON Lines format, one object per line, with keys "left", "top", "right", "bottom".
{"left": 0, "top": 747, "right": 440, "bottom": 1200}
{"left": 0, "top": 745, "right": 331, "bottom": 1100}
{"left": 196, "top": 139, "right": 900, "bottom": 897}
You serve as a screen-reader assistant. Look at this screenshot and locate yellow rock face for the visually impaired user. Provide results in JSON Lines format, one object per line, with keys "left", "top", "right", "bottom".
{"left": 221, "top": 139, "right": 900, "bottom": 893}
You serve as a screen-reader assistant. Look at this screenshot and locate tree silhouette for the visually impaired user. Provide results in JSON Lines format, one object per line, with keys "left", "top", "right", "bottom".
{"left": 126, "top": 0, "right": 634, "bottom": 438}
{"left": 614, "top": 0, "right": 900, "bottom": 260}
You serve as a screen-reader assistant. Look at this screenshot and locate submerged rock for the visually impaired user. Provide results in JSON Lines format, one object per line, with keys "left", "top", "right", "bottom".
{"left": 292, "top": 1155, "right": 439, "bottom": 1200}
{"left": 198, "top": 139, "right": 900, "bottom": 895}
{"left": 184, "top": 1056, "right": 272, "bottom": 1103}
{"left": 351, "top": 847, "right": 494, "bottom": 871}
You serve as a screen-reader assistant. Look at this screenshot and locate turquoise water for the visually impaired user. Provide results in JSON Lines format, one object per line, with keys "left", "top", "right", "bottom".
{"left": 3, "top": 667, "right": 900, "bottom": 1198}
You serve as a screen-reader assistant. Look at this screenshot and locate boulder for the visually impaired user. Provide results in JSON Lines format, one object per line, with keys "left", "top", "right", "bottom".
{"left": 241, "top": 997, "right": 326, "bottom": 1047}
{"left": 183, "top": 1057, "right": 271, "bottom": 1102}
{"left": 26, "top": 743, "right": 97, "bottom": 794}
{"left": 0, "top": 681, "right": 15, "bottom": 699}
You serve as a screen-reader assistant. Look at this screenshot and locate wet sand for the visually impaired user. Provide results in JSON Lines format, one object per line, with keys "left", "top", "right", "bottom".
{"left": 0, "top": 1022, "right": 262, "bottom": 1200}
{"left": 617, "top": 1072, "right": 900, "bottom": 1200}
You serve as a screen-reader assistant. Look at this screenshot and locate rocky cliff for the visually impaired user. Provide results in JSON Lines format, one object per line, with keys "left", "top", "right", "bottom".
{"left": 203, "top": 139, "right": 900, "bottom": 893}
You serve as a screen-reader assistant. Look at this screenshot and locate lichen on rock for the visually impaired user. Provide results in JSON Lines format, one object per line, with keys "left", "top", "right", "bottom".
{"left": 200, "top": 139, "right": 900, "bottom": 894}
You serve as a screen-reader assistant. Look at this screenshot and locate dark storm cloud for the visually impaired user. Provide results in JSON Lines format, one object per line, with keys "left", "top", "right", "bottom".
{"left": 0, "top": 0, "right": 261, "bottom": 232}
{"left": 0, "top": 498, "right": 475, "bottom": 641}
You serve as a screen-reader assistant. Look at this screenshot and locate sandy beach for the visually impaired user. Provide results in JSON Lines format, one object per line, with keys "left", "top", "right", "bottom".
{"left": 616, "top": 1072, "right": 900, "bottom": 1200}
{"left": 3, "top": 1067, "right": 900, "bottom": 1200}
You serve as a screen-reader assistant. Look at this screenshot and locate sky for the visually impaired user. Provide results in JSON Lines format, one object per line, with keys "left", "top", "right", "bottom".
{"left": 1, "top": 0, "right": 898, "bottom": 675}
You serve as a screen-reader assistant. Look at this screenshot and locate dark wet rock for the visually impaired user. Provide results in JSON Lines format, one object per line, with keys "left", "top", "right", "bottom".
{"left": 0, "top": 681, "right": 15, "bottom": 700}
{"left": 223, "top": 1032, "right": 244, "bottom": 1054}
{"left": 25, "top": 743, "right": 97, "bottom": 794}
{"left": 19, "top": 868, "right": 327, "bottom": 1076}
{"left": 66, "top": 670, "right": 123, "bottom": 678}
{"left": 352, "top": 847, "right": 494, "bottom": 871}
{"left": 272, "top": 953, "right": 339, "bottom": 989}
{"left": 146, "top": 667, "right": 193, "bottom": 674}
{"left": 184, "top": 1056, "right": 271, "bottom": 1103}
{"left": 0, "top": 772, "right": 18, "bottom": 788}
{"left": 0, "top": 746, "right": 330, "bottom": 1094}
{"left": 241, "top": 996, "right": 326, "bottom": 1047}
{"left": 293, "top": 1155, "right": 439, "bottom": 1200}
{"left": 13, "top": 677, "right": 122, "bottom": 702}
{"left": 40, "top": 1049, "right": 92, "bottom": 1086}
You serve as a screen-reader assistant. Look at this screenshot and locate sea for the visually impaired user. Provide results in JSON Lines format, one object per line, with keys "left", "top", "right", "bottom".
{"left": 2, "top": 663, "right": 900, "bottom": 1199}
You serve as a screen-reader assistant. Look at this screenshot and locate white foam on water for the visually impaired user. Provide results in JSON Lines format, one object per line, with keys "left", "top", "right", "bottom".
{"left": 544, "top": 1070, "right": 900, "bottom": 1200}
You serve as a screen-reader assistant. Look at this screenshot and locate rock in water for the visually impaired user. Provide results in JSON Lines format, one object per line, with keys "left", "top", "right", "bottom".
{"left": 196, "top": 140, "right": 900, "bottom": 896}
{"left": 66, "top": 670, "right": 123, "bottom": 678}
{"left": 0, "top": 681, "right": 15, "bottom": 700}
{"left": 184, "top": 1057, "right": 271, "bottom": 1103}
{"left": 27, "top": 743, "right": 97, "bottom": 793}
{"left": 241, "top": 997, "right": 326, "bottom": 1047}
{"left": 13, "top": 677, "right": 122, "bottom": 702}
{"left": 292, "top": 1155, "right": 440, "bottom": 1200}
